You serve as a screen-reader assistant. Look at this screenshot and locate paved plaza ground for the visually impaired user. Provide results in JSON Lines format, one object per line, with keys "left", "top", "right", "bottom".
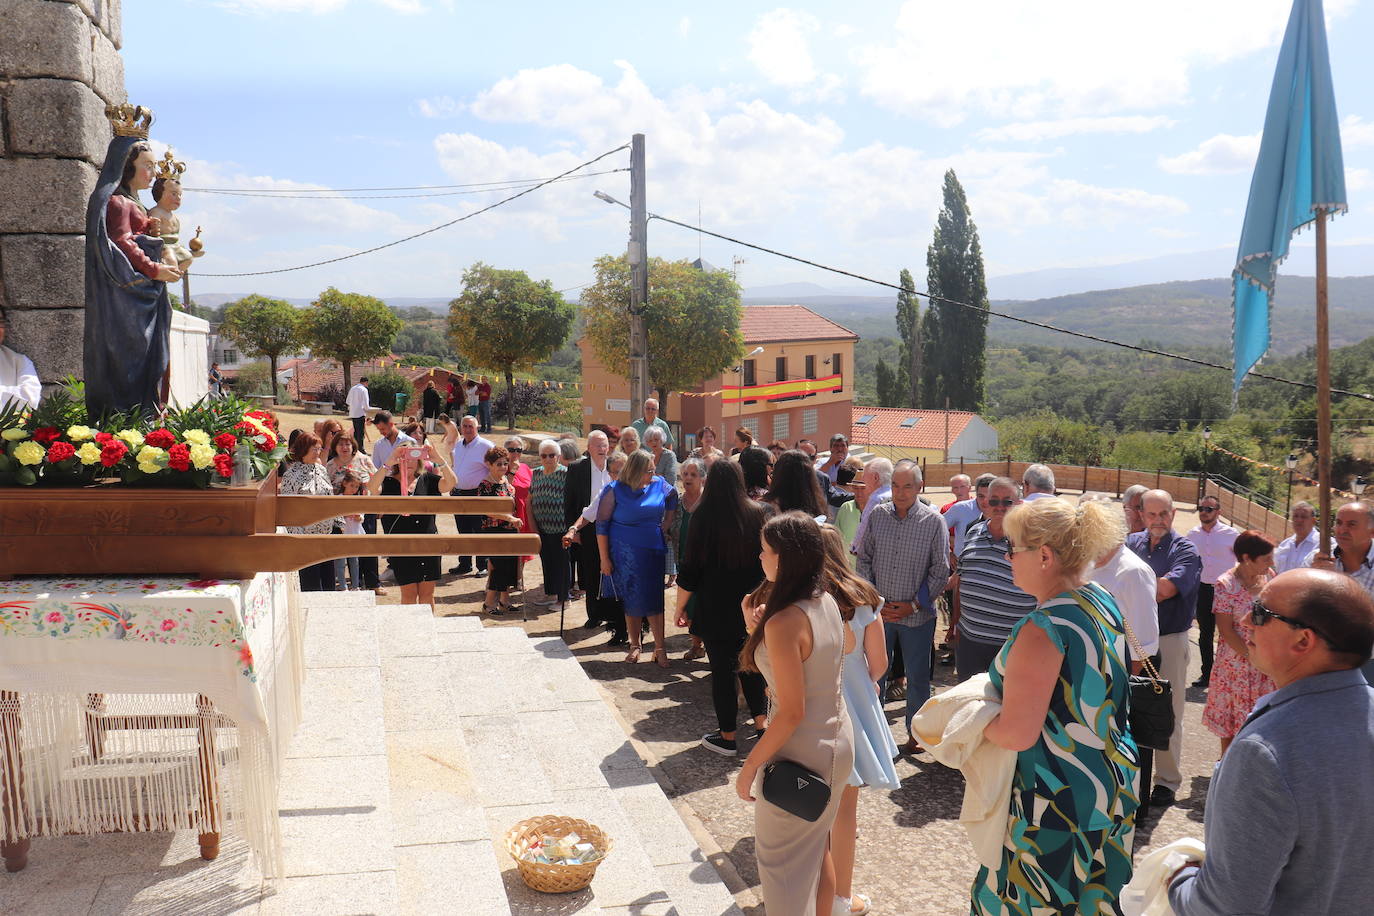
{"left": 365, "top": 481, "right": 1217, "bottom": 916}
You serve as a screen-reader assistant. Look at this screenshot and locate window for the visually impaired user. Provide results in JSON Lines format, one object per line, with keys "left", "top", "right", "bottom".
{"left": 832, "top": 352, "right": 843, "bottom": 389}
{"left": 804, "top": 355, "right": 816, "bottom": 378}
{"left": 775, "top": 356, "right": 787, "bottom": 382}
{"left": 221, "top": 349, "right": 238, "bottom": 364}
{"left": 742, "top": 359, "right": 756, "bottom": 386}
{"left": 856, "top": 414, "right": 876, "bottom": 425}
{"left": 773, "top": 412, "right": 790, "bottom": 441}
{"left": 900, "top": 417, "right": 920, "bottom": 428}
{"left": 741, "top": 417, "right": 759, "bottom": 439}
{"left": 802, "top": 408, "right": 818, "bottom": 435}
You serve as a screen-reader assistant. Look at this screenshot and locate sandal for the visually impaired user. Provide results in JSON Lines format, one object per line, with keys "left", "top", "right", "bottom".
{"left": 684, "top": 643, "right": 706, "bottom": 661}
{"left": 625, "top": 646, "right": 642, "bottom": 663}
{"left": 653, "top": 647, "right": 670, "bottom": 669}
{"left": 482, "top": 604, "right": 503, "bottom": 616}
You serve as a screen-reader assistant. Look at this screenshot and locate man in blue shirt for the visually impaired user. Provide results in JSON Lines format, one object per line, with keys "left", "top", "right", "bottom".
{"left": 1170, "top": 568, "right": 1374, "bottom": 915}
{"left": 1126, "top": 488, "right": 1201, "bottom": 808}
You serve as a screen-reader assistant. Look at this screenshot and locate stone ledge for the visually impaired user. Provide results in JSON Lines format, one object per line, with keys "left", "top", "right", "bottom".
{"left": 0, "top": 234, "right": 85, "bottom": 311}
{"left": 0, "top": 0, "right": 94, "bottom": 83}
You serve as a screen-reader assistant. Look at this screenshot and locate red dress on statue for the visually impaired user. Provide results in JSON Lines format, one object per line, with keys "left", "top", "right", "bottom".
{"left": 106, "top": 195, "right": 162, "bottom": 280}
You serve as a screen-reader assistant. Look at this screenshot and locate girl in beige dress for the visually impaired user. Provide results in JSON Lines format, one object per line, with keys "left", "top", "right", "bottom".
{"left": 738, "top": 511, "right": 855, "bottom": 916}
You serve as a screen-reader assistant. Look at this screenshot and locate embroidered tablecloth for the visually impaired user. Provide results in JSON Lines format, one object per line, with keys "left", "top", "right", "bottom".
{"left": 0, "top": 572, "right": 303, "bottom": 878}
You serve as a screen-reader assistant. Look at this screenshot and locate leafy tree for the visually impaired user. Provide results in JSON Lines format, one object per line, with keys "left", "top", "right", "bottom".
{"left": 447, "top": 263, "right": 576, "bottom": 430}
{"left": 366, "top": 368, "right": 413, "bottom": 412}
{"left": 581, "top": 255, "right": 744, "bottom": 422}
{"left": 395, "top": 324, "right": 452, "bottom": 359}
{"left": 300, "top": 287, "right": 403, "bottom": 391}
{"left": 875, "top": 357, "right": 901, "bottom": 408}
{"left": 219, "top": 294, "right": 304, "bottom": 401}
{"left": 895, "top": 268, "right": 921, "bottom": 407}
{"left": 920, "top": 170, "right": 990, "bottom": 411}
{"left": 994, "top": 411, "right": 1109, "bottom": 465}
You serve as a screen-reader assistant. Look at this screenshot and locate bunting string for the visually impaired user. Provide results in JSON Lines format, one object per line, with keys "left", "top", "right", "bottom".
{"left": 1203, "top": 441, "right": 1361, "bottom": 498}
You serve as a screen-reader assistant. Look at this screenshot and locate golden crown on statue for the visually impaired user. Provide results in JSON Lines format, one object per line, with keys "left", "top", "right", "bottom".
{"left": 154, "top": 150, "right": 186, "bottom": 182}
{"left": 107, "top": 103, "right": 154, "bottom": 139}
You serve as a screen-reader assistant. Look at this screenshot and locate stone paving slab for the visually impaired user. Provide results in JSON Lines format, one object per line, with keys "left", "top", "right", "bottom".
{"left": 395, "top": 840, "right": 510, "bottom": 916}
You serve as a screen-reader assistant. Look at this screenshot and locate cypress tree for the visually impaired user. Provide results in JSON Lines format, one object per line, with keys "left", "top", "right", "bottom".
{"left": 923, "top": 170, "right": 989, "bottom": 411}
{"left": 895, "top": 268, "right": 921, "bottom": 408}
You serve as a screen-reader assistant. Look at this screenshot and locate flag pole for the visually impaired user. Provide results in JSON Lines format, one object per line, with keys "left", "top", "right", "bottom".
{"left": 1315, "top": 208, "right": 1333, "bottom": 558}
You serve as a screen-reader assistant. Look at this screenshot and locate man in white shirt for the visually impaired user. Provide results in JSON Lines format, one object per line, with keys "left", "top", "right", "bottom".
{"left": 849, "top": 457, "right": 893, "bottom": 551}
{"left": 566, "top": 431, "right": 624, "bottom": 639}
{"left": 0, "top": 309, "right": 41, "bottom": 410}
{"left": 1021, "top": 463, "right": 1056, "bottom": 501}
{"left": 1186, "top": 496, "right": 1239, "bottom": 688}
{"left": 448, "top": 413, "right": 494, "bottom": 577}
{"left": 347, "top": 376, "right": 371, "bottom": 444}
{"left": 362, "top": 410, "right": 415, "bottom": 594}
{"left": 1276, "top": 501, "right": 1324, "bottom": 573}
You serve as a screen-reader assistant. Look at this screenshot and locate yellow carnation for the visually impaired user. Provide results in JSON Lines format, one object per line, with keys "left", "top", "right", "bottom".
{"left": 66, "top": 425, "right": 95, "bottom": 442}
{"left": 136, "top": 445, "right": 167, "bottom": 469}
{"left": 1, "top": 428, "right": 29, "bottom": 442}
{"left": 13, "top": 441, "right": 45, "bottom": 466}
{"left": 117, "top": 429, "right": 145, "bottom": 448}
{"left": 76, "top": 442, "right": 102, "bottom": 466}
{"left": 189, "top": 443, "right": 216, "bottom": 470}
{"left": 183, "top": 429, "right": 211, "bottom": 446}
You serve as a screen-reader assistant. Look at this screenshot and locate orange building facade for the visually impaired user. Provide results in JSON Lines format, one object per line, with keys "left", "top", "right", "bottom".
{"left": 578, "top": 305, "right": 858, "bottom": 451}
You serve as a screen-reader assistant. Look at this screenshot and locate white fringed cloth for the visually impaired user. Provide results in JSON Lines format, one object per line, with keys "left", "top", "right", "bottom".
{"left": 0, "top": 572, "right": 303, "bottom": 881}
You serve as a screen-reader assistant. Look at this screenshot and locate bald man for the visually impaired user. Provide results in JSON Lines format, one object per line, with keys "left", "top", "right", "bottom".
{"left": 630, "top": 397, "right": 674, "bottom": 450}
{"left": 1170, "top": 569, "right": 1374, "bottom": 915}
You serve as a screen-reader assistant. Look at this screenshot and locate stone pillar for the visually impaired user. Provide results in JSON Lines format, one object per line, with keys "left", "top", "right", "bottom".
{"left": 0, "top": 0, "right": 126, "bottom": 387}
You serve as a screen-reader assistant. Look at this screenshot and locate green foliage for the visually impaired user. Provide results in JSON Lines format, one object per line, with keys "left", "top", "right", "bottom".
{"left": 921, "top": 170, "right": 989, "bottom": 412}
{"left": 233, "top": 361, "right": 273, "bottom": 396}
{"left": 301, "top": 287, "right": 403, "bottom": 390}
{"left": 448, "top": 262, "right": 576, "bottom": 430}
{"left": 994, "top": 411, "right": 1110, "bottom": 465}
{"left": 581, "top": 255, "right": 744, "bottom": 418}
{"left": 895, "top": 268, "right": 920, "bottom": 407}
{"left": 395, "top": 324, "right": 452, "bottom": 359}
{"left": 366, "top": 368, "right": 413, "bottom": 412}
{"left": 219, "top": 294, "right": 304, "bottom": 400}
{"left": 874, "top": 358, "right": 901, "bottom": 408}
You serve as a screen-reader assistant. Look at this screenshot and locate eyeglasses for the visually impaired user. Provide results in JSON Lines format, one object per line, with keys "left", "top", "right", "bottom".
{"left": 1199, "top": 505, "right": 1219, "bottom": 513}
{"left": 1009, "top": 544, "right": 1038, "bottom": 554}
{"left": 1250, "top": 599, "right": 1338, "bottom": 646}
{"left": 986, "top": 498, "right": 1016, "bottom": 507}
{"left": 506, "top": 447, "right": 522, "bottom": 453}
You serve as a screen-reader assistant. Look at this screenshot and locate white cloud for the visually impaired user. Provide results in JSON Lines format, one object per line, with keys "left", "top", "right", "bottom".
{"left": 1046, "top": 180, "right": 1189, "bottom": 228}
{"left": 415, "top": 96, "right": 462, "bottom": 118}
{"left": 747, "top": 8, "right": 821, "bottom": 88}
{"left": 678, "top": 16, "right": 691, "bottom": 38}
{"left": 1347, "top": 168, "right": 1372, "bottom": 193}
{"left": 856, "top": 0, "right": 1356, "bottom": 125}
{"left": 1158, "top": 132, "right": 1260, "bottom": 174}
{"left": 1342, "top": 115, "right": 1374, "bottom": 150}
{"left": 979, "top": 115, "right": 1176, "bottom": 143}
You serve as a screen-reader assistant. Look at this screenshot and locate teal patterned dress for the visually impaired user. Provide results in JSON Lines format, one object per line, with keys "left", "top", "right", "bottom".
{"left": 972, "top": 582, "right": 1139, "bottom": 915}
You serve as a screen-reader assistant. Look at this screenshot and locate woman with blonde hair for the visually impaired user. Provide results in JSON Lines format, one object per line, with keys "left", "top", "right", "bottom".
{"left": 820, "top": 525, "right": 895, "bottom": 916}
{"left": 972, "top": 497, "right": 1138, "bottom": 915}
{"left": 597, "top": 449, "right": 677, "bottom": 665}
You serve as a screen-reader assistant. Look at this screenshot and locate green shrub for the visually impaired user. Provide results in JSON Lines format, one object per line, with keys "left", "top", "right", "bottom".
{"left": 367, "top": 368, "right": 413, "bottom": 411}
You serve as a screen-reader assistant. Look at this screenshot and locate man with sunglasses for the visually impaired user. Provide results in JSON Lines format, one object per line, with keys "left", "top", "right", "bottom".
{"left": 1186, "top": 497, "right": 1239, "bottom": 689}
{"left": 1127, "top": 489, "right": 1201, "bottom": 809}
{"left": 1168, "top": 568, "right": 1374, "bottom": 915}
{"left": 1306, "top": 501, "right": 1374, "bottom": 597}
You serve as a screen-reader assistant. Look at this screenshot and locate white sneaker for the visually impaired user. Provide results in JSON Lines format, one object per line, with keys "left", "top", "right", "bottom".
{"left": 832, "top": 894, "right": 871, "bottom": 916}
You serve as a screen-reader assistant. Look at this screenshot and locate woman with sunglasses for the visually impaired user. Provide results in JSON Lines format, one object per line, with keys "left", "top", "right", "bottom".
{"left": 975, "top": 497, "right": 1138, "bottom": 916}
{"left": 528, "top": 440, "right": 571, "bottom": 609}
{"left": 1202, "top": 529, "right": 1277, "bottom": 756}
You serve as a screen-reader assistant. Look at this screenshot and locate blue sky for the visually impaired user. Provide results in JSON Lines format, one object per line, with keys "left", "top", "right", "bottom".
{"left": 126, "top": 0, "right": 1374, "bottom": 301}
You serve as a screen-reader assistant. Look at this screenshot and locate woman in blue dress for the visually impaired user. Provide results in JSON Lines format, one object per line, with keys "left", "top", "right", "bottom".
{"left": 597, "top": 449, "right": 678, "bottom": 667}
{"left": 821, "top": 524, "right": 898, "bottom": 916}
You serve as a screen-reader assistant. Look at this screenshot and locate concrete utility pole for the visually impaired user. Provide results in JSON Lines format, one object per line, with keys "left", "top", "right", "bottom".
{"left": 628, "top": 133, "right": 650, "bottom": 420}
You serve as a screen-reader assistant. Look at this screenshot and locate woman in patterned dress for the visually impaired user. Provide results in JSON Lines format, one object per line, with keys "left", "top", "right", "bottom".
{"left": 528, "top": 440, "right": 570, "bottom": 609}
{"left": 975, "top": 497, "right": 1139, "bottom": 915}
{"left": 279, "top": 432, "right": 338, "bottom": 592}
{"left": 1203, "top": 529, "right": 1277, "bottom": 756}
{"left": 477, "top": 446, "right": 523, "bottom": 615}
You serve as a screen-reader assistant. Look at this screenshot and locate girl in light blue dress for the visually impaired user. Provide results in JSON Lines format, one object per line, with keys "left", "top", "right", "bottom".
{"left": 821, "top": 525, "right": 898, "bottom": 916}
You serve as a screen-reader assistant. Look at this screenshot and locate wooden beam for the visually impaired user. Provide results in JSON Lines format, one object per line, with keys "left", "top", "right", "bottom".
{"left": 1315, "top": 210, "right": 1333, "bottom": 558}
{"left": 275, "top": 495, "right": 512, "bottom": 527}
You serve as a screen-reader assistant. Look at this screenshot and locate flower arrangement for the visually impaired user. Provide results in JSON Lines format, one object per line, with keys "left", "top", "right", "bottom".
{"left": 0, "top": 380, "right": 287, "bottom": 488}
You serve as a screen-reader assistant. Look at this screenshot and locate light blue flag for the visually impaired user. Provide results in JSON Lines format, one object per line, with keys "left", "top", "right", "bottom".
{"left": 1232, "top": 0, "right": 1347, "bottom": 397}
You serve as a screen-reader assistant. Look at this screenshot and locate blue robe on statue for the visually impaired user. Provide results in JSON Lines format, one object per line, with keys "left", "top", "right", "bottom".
{"left": 83, "top": 134, "right": 172, "bottom": 420}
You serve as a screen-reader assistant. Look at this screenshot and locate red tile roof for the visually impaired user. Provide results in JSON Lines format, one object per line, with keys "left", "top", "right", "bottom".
{"left": 741, "top": 305, "right": 858, "bottom": 344}
{"left": 851, "top": 406, "right": 978, "bottom": 449}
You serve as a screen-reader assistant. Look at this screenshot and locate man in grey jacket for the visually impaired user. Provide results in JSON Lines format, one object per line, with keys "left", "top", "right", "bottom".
{"left": 1169, "top": 567, "right": 1374, "bottom": 915}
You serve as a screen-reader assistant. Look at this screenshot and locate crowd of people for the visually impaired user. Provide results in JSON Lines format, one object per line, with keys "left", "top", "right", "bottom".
{"left": 274, "top": 395, "right": 1374, "bottom": 915}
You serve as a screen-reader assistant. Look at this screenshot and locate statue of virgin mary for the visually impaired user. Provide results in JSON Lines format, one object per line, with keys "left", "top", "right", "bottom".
{"left": 83, "top": 105, "right": 182, "bottom": 419}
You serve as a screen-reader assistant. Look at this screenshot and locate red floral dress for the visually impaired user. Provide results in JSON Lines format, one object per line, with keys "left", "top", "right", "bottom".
{"left": 1202, "top": 569, "right": 1276, "bottom": 739}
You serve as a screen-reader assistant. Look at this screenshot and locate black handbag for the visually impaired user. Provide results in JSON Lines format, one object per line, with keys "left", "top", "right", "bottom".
{"left": 759, "top": 605, "right": 845, "bottom": 822}
{"left": 1073, "top": 591, "right": 1175, "bottom": 751}
{"left": 761, "top": 758, "right": 832, "bottom": 822}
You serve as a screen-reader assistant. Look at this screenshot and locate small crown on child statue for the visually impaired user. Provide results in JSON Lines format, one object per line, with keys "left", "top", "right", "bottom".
{"left": 107, "top": 103, "right": 154, "bottom": 139}
{"left": 154, "top": 150, "right": 186, "bottom": 182}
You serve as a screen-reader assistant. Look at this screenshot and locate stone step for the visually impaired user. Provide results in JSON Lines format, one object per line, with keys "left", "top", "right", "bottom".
{"left": 438, "top": 619, "right": 744, "bottom": 916}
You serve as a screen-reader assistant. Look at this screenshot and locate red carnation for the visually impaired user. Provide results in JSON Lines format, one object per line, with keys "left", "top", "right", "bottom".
{"left": 213, "top": 453, "right": 234, "bottom": 478}
{"left": 214, "top": 432, "right": 238, "bottom": 451}
{"left": 46, "top": 441, "right": 76, "bottom": 463}
{"left": 94, "top": 431, "right": 114, "bottom": 445}
{"left": 144, "top": 428, "right": 176, "bottom": 449}
{"left": 167, "top": 443, "right": 191, "bottom": 472}
{"left": 99, "top": 440, "right": 128, "bottom": 468}
{"left": 31, "top": 427, "right": 61, "bottom": 445}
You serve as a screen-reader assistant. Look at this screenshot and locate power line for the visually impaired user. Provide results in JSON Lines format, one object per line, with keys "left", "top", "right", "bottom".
{"left": 188, "top": 169, "right": 627, "bottom": 201}
{"left": 647, "top": 211, "right": 1374, "bottom": 404}
{"left": 196, "top": 145, "right": 630, "bottom": 278}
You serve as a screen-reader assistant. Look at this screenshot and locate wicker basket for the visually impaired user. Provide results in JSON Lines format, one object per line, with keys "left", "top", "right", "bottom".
{"left": 503, "top": 815, "right": 613, "bottom": 894}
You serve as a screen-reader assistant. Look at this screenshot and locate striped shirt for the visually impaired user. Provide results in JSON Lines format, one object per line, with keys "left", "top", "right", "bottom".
{"left": 956, "top": 520, "right": 1037, "bottom": 644}
{"left": 529, "top": 466, "right": 567, "bottom": 534}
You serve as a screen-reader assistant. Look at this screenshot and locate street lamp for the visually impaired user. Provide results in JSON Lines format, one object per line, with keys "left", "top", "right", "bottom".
{"left": 593, "top": 190, "right": 627, "bottom": 209}
{"left": 1285, "top": 453, "right": 1298, "bottom": 517}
